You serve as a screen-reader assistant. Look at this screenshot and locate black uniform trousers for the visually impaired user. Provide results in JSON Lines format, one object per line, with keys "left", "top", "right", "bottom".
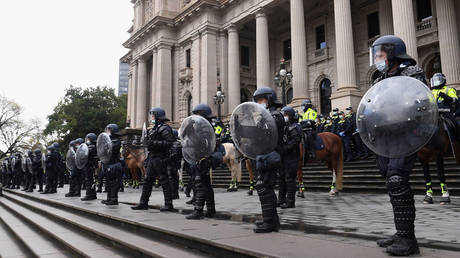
{"left": 139, "top": 156, "right": 172, "bottom": 206}
{"left": 190, "top": 159, "right": 215, "bottom": 212}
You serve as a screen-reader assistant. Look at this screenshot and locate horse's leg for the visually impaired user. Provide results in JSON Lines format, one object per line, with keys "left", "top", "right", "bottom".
{"left": 227, "top": 159, "right": 235, "bottom": 191}
{"left": 436, "top": 154, "right": 450, "bottom": 204}
{"left": 329, "top": 160, "right": 338, "bottom": 197}
{"left": 246, "top": 159, "right": 255, "bottom": 195}
{"left": 421, "top": 161, "right": 433, "bottom": 204}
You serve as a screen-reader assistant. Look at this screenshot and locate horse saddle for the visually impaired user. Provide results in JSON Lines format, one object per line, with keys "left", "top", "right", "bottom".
{"left": 314, "top": 135, "right": 325, "bottom": 150}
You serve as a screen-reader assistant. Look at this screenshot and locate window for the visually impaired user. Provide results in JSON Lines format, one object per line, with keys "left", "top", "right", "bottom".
{"left": 416, "top": 0, "right": 432, "bottom": 22}
{"left": 186, "top": 49, "right": 191, "bottom": 68}
{"left": 320, "top": 79, "right": 332, "bottom": 115}
{"left": 367, "top": 12, "right": 380, "bottom": 39}
{"left": 283, "top": 39, "right": 291, "bottom": 60}
{"left": 315, "top": 25, "right": 326, "bottom": 49}
{"left": 241, "top": 46, "right": 250, "bottom": 67}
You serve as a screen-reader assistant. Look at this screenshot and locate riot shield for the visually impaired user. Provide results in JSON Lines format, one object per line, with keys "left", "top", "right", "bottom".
{"left": 97, "top": 133, "right": 112, "bottom": 164}
{"left": 21, "top": 157, "right": 27, "bottom": 172}
{"left": 66, "top": 148, "right": 76, "bottom": 171}
{"left": 27, "top": 157, "right": 33, "bottom": 172}
{"left": 41, "top": 153, "right": 46, "bottom": 172}
{"left": 75, "top": 143, "right": 89, "bottom": 170}
{"left": 179, "top": 115, "right": 216, "bottom": 164}
{"left": 357, "top": 76, "right": 438, "bottom": 158}
{"left": 229, "top": 102, "right": 278, "bottom": 160}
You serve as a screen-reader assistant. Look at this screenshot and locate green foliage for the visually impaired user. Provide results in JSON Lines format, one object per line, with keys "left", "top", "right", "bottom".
{"left": 44, "top": 86, "right": 127, "bottom": 149}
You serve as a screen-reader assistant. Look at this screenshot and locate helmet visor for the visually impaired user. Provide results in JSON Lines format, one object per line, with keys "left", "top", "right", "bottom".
{"left": 430, "top": 75, "right": 444, "bottom": 88}
{"left": 370, "top": 44, "right": 395, "bottom": 66}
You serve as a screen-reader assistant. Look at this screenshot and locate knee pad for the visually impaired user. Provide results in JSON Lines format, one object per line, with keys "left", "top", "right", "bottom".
{"left": 387, "top": 175, "right": 410, "bottom": 197}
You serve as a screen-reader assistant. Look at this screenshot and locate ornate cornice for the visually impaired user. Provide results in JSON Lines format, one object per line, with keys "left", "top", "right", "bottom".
{"left": 123, "top": 16, "right": 175, "bottom": 48}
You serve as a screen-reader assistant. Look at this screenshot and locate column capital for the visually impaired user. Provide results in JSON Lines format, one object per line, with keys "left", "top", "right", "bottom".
{"left": 157, "top": 42, "right": 173, "bottom": 50}
{"left": 226, "top": 24, "right": 239, "bottom": 34}
{"left": 137, "top": 58, "right": 147, "bottom": 64}
{"left": 199, "top": 25, "right": 218, "bottom": 36}
{"left": 253, "top": 8, "right": 266, "bottom": 19}
{"left": 152, "top": 47, "right": 158, "bottom": 54}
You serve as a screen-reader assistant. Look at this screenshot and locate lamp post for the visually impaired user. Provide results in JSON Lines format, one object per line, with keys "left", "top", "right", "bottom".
{"left": 274, "top": 58, "right": 293, "bottom": 106}
{"left": 213, "top": 84, "right": 226, "bottom": 120}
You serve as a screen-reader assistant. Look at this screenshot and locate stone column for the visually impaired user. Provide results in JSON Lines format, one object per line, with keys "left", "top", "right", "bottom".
{"left": 255, "top": 10, "right": 271, "bottom": 88}
{"left": 156, "top": 43, "right": 173, "bottom": 118}
{"left": 191, "top": 32, "right": 201, "bottom": 107}
{"left": 437, "top": 0, "right": 460, "bottom": 89}
{"left": 331, "top": 0, "right": 362, "bottom": 110}
{"left": 131, "top": 61, "right": 139, "bottom": 128}
{"left": 136, "top": 59, "right": 148, "bottom": 128}
{"left": 200, "top": 28, "right": 218, "bottom": 112}
{"left": 150, "top": 48, "right": 158, "bottom": 108}
{"left": 379, "top": 0, "right": 394, "bottom": 35}
{"left": 227, "top": 25, "right": 241, "bottom": 113}
{"left": 290, "top": 0, "right": 309, "bottom": 104}
{"left": 219, "top": 30, "right": 229, "bottom": 115}
{"left": 391, "top": 0, "right": 418, "bottom": 62}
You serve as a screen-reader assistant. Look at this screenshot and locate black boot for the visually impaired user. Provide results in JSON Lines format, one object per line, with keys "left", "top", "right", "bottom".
{"left": 386, "top": 238, "right": 419, "bottom": 256}
{"left": 131, "top": 203, "right": 149, "bottom": 210}
{"left": 204, "top": 209, "right": 216, "bottom": 218}
{"left": 377, "top": 234, "right": 397, "bottom": 248}
{"left": 159, "top": 203, "right": 175, "bottom": 212}
{"left": 254, "top": 183, "right": 279, "bottom": 233}
{"left": 186, "top": 209, "right": 204, "bottom": 220}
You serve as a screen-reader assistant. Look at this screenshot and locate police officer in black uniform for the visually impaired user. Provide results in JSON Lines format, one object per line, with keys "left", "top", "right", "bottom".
{"left": 168, "top": 129, "right": 182, "bottom": 200}
{"left": 337, "top": 111, "right": 353, "bottom": 162}
{"left": 278, "top": 106, "right": 302, "bottom": 209}
{"left": 43, "top": 145, "right": 60, "bottom": 194}
{"left": 185, "top": 104, "right": 225, "bottom": 220}
{"left": 25, "top": 151, "right": 35, "bottom": 192}
{"left": 81, "top": 133, "right": 99, "bottom": 201}
{"left": 251, "top": 87, "right": 285, "bottom": 233}
{"left": 371, "top": 35, "right": 425, "bottom": 256}
{"left": 66, "top": 139, "right": 82, "bottom": 197}
{"left": 101, "top": 124, "right": 122, "bottom": 205}
{"left": 31, "top": 149, "right": 44, "bottom": 192}
{"left": 52, "top": 142, "right": 65, "bottom": 188}
{"left": 131, "top": 107, "right": 176, "bottom": 211}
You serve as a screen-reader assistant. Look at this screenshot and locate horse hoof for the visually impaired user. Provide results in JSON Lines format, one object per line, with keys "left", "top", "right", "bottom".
{"left": 329, "top": 190, "right": 339, "bottom": 197}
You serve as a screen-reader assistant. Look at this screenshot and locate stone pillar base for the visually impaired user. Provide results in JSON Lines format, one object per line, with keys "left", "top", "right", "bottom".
{"left": 330, "top": 89, "right": 363, "bottom": 111}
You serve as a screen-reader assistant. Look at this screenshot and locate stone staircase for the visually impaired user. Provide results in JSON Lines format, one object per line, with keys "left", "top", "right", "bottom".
{"left": 208, "top": 157, "right": 460, "bottom": 195}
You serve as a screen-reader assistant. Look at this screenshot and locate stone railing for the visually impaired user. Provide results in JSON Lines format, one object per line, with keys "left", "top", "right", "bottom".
{"left": 309, "top": 48, "right": 329, "bottom": 64}
{"left": 416, "top": 17, "right": 437, "bottom": 37}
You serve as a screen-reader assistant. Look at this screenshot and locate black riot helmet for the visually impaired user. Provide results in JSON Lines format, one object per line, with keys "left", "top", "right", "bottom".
{"left": 33, "top": 148, "right": 41, "bottom": 155}
{"left": 47, "top": 145, "right": 56, "bottom": 153}
{"left": 281, "top": 106, "right": 296, "bottom": 121}
{"left": 85, "top": 133, "right": 97, "bottom": 144}
{"left": 75, "top": 138, "right": 84, "bottom": 145}
{"left": 301, "top": 99, "right": 313, "bottom": 111}
{"left": 27, "top": 150, "right": 33, "bottom": 157}
{"left": 105, "top": 124, "right": 120, "bottom": 136}
{"left": 52, "top": 142, "right": 60, "bottom": 150}
{"left": 430, "top": 73, "right": 446, "bottom": 89}
{"left": 149, "top": 107, "right": 169, "bottom": 122}
{"left": 192, "top": 104, "right": 214, "bottom": 119}
{"left": 69, "top": 140, "right": 76, "bottom": 148}
{"left": 371, "top": 35, "right": 416, "bottom": 70}
{"left": 253, "top": 87, "right": 278, "bottom": 107}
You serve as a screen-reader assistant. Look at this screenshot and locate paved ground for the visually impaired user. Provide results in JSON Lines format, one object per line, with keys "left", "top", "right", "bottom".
{"left": 4, "top": 186, "right": 460, "bottom": 258}
{"left": 39, "top": 185, "right": 460, "bottom": 247}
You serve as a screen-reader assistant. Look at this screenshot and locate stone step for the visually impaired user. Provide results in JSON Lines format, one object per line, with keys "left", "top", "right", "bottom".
{"left": 0, "top": 204, "right": 71, "bottom": 258}
{"left": 1, "top": 189, "right": 270, "bottom": 258}
{"left": 2, "top": 192, "right": 211, "bottom": 258}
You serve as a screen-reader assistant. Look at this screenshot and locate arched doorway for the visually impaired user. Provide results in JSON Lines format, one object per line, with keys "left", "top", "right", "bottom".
{"left": 320, "top": 78, "right": 332, "bottom": 115}
{"left": 425, "top": 53, "right": 442, "bottom": 82}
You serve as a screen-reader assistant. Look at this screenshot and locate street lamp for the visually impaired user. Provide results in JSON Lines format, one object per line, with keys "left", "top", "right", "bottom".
{"left": 213, "top": 84, "right": 226, "bottom": 120}
{"left": 274, "top": 58, "right": 293, "bottom": 106}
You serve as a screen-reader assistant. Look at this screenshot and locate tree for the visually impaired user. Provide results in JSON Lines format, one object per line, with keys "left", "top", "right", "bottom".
{"left": 0, "top": 95, "right": 38, "bottom": 159}
{"left": 44, "top": 86, "right": 127, "bottom": 149}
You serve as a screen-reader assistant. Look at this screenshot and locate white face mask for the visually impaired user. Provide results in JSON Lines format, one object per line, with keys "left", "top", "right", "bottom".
{"left": 284, "top": 116, "right": 289, "bottom": 122}
{"left": 86, "top": 141, "right": 91, "bottom": 145}
{"left": 259, "top": 103, "right": 267, "bottom": 109}
{"left": 375, "top": 60, "right": 388, "bottom": 73}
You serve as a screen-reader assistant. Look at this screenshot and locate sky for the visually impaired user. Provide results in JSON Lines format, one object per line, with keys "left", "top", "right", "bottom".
{"left": 0, "top": 0, "right": 133, "bottom": 126}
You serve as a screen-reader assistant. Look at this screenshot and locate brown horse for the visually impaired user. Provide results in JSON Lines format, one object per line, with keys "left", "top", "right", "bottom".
{"left": 121, "top": 145, "right": 146, "bottom": 188}
{"left": 417, "top": 118, "right": 460, "bottom": 204}
{"left": 304, "top": 132, "right": 344, "bottom": 197}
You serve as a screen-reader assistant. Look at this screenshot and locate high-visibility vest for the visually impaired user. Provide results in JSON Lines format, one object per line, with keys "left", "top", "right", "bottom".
{"left": 432, "top": 86, "right": 458, "bottom": 103}
{"left": 300, "top": 108, "right": 317, "bottom": 121}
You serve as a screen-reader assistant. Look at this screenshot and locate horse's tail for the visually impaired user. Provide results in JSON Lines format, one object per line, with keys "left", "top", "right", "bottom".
{"left": 336, "top": 140, "right": 344, "bottom": 190}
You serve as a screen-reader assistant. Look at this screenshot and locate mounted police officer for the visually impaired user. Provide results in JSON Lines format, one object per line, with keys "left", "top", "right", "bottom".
{"left": 300, "top": 99, "right": 317, "bottom": 122}
{"left": 81, "top": 133, "right": 99, "bottom": 201}
{"left": 337, "top": 111, "right": 353, "bottom": 162}
{"left": 100, "top": 124, "right": 122, "bottom": 205}
{"left": 370, "top": 35, "right": 426, "bottom": 256}
{"left": 185, "top": 104, "right": 225, "bottom": 220}
{"left": 131, "top": 107, "right": 176, "bottom": 211}
{"left": 279, "top": 106, "right": 302, "bottom": 209}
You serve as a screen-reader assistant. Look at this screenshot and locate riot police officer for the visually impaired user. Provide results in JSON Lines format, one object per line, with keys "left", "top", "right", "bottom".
{"left": 185, "top": 104, "right": 225, "bottom": 220}
{"left": 52, "top": 142, "right": 65, "bottom": 188}
{"left": 131, "top": 108, "right": 176, "bottom": 211}
{"left": 337, "top": 111, "right": 353, "bottom": 162}
{"left": 25, "top": 151, "right": 34, "bottom": 192}
{"left": 371, "top": 35, "right": 425, "bottom": 256}
{"left": 168, "top": 129, "right": 182, "bottom": 200}
{"left": 279, "top": 106, "right": 302, "bottom": 209}
{"left": 44, "top": 145, "right": 60, "bottom": 194}
{"left": 31, "top": 149, "right": 44, "bottom": 192}
{"left": 66, "top": 139, "right": 83, "bottom": 197}
{"left": 81, "top": 133, "right": 99, "bottom": 201}
{"left": 252, "top": 87, "right": 284, "bottom": 233}
{"left": 101, "top": 124, "right": 122, "bottom": 205}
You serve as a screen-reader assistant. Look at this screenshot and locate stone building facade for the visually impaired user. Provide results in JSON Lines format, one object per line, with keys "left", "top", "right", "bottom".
{"left": 121, "top": 0, "right": 460, "bottom": 129}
